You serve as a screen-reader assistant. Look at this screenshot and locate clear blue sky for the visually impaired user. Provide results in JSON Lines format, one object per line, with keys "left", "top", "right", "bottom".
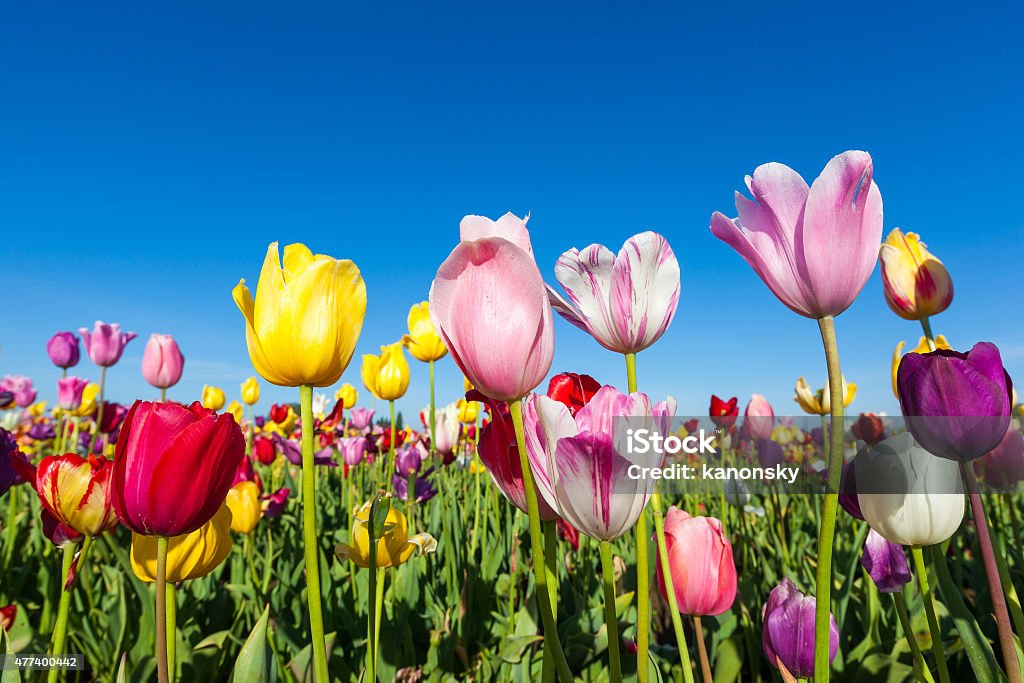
{"left": 3, "top": 2, "right": 1023, "bottom": 419}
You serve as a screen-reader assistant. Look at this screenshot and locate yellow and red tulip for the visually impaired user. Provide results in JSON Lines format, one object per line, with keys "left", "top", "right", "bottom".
{"left": 879, "top": 228, "right": 954, "bottom": 321}
{"left": 34, "top": 453, "right": 118, "bottom": 537}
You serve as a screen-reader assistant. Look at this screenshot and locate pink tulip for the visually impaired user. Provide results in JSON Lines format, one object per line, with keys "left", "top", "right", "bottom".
{"left": 548, "top": 231, "right": 680, "bottom": 354}
{"left": 79, "top": 321, "right": 137, "bottom": 367}
{"left": 710, "top": 151, "right": 883, "bottom": 319}
{"left": 743, "top": 394, "right": 775, "bottom": 440}
{"left": 0, "top": 376, "right": 37, "bottom": 407}
{"left": 524, "top": 385, "right": 676, "bottom": 540}
{"left": 654, "top": 507, "right": 737, "bottom": 616}
{"left": 141, "top": 334, "right": 185, "bottom": 389}
{"left": 57, "top": 376, "right": 90, "bottom": 411}
{"left": 430, "top": 213, "right": 554, "bottom": 401}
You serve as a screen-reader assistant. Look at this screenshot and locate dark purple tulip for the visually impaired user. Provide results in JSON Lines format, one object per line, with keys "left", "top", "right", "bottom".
{"left": 28, "top": 422, "right": 56, "bottom": 442}
{"left": 78, "top": 431, "right": 104, "bottom": 454}
{"left": 756, "top": 439, "right": 785, "bottom": 469}
{"left": 0, "top": 392, "right": 13, "bottom": 410}
{"left": 261, "top": 488, "right": 290, "bottom": 518}
{"left": 274, "top": 433, "right": 302, "bottom": 465}
{"left": 0, "top": 429, "right": 16, "bottom": 496}
{"left": 898, "top": 342, "right": 1012, "bottom": 462}
{"left": 838, "top": 459, "right": 864, "bottom": 520}
{"left": 392, "top": 467, "right": 437, "bottom": 503}
{"left": 313, "top": 447, "right": 339, "bottom": 467}
{"left": 975, "top": 427, "right": 1024, "bottom": 490}
{"left": 861, "top": 529, "right": 911, "bottom": 593}
{"left": 762, "top": 577, "right": 838, "bottom": 678}
{"left": 254, "top": 416, "right": 266, "bottom": 429}
{"left": 395, "top": 443, "right": 426, "bottom": 476}
{"left": 46, "top": 332, "right": 81, "bottom": 369}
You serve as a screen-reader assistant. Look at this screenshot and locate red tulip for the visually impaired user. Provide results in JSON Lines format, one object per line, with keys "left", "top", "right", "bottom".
{"left": 655, "top": 507, "right": 737, "bottom": 616}
{"left": 852, "top": 413, "right": 885, "bottom": 445}
{"left": 709, "top": 395, "right": 739, "bottom": 428}
{"left": 253, "top": 435, "right": 276, "bottom": 465}
{"left": 546, "top": 373, "right": 601, "bottom": 416}
{"left": 0, "top": 604, "right": 15, "bottom": 631}
{"left": 269, "top": 403, "right": 290, "bottom": 424}
{"left": 111, "top": 401, "right": 245, "bottom": 536}
{"left": 35, "top": 453, "right": 118, "bottom": 536}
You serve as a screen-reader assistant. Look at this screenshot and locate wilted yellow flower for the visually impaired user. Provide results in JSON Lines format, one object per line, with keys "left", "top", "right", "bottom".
{"left": 794, "top": 376, "right": 857, "bottom": 415}
{"left": 456, "top": 398, "right": 479, "bottom": 424}
{"left": 225, "top": 481, "right": 262, "bottom": 534}
{"left": 233, "top": 242, "right": 367, "bottom": 387}
{"left": 362, "top": 343, "right": 410, "bottom": 401}
{"left": 336, "top": 383, "right": 358, "bottom": 409}
{"left": 891, "top": 334, "right": 952, "bottom": 397}
{"left": 879, "top": 228, "right": 954, "bottom": 321}
{"left": 131, "top": 504, "right": 233, "bottom": 583}
{"left": 225, "top": 400, "right": 244, "bottom": 425}
{"left": 201, "top": 385, "right": 226, "bottom": 411}
{"left": 335, "top": 501, "right": 436, "bottom": 568}
{"left": 73, "top": 383, "right": 99, "bottom": 417}
{"left": 402, "top": 301, "right": 448, "bottom": 363}
{"left": 240, "top": 377, "right": 260, "bottom": 406}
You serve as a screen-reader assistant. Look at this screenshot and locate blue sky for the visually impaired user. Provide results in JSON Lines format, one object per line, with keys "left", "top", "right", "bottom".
{"left": 3, "top": 2, "right": 1023, "bottom": 420}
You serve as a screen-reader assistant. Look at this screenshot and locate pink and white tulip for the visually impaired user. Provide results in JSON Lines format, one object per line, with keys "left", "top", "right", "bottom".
{"left": 743, "top": 393, "right": 775, "bottom": 440}
{"left": 710, "top": 151, "right": 883, "bottom": 319}
{"left": 430, "top": 213, "right": 554, "bottom": 401}
{"left": 548, "top": 231, "right": 680, "bottom": 354}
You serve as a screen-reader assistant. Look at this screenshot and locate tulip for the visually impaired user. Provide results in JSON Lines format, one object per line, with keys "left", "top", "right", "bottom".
{"left": 654, "top": 507, "right": 736, "bottom": 616}
{"left": 898, "top": 342, "right": 1012, "bottom": 463}
{"left": 260, "top": 488, "right": 290, "bottom": 518}
{"left": 340, "top": 436, "right": 367, "bottom": 466}
{"left": 312, "top": 392, "right": 329, "bottom": 419}
{"left": 225, "top": 400, "right": 244, "bottom": 425}
{"left": 0, "top": 433, "right": 16, "bottom": 497}
{"left": 756, "top": 439, "right": 785, "bottom": 469}
{"left": 861, "top": 529, "right": 911, "bottom": 593}
{"left": 57, "top": 377, "right": 90, "bottom": 412}
{"left": 455, "top": 398, "right": 479, "bottom": 425}
{"left": 525, "top": 385, "right": 676, "bottom": 540}
{"left": 98, "top": 402, "right": 128, "bottom": 434}
{"left": 891, "top": 335, "right": 951, "bottom": 397}
{"left": 548, "top": 231, "right": 680, "bottom": 354}
{"left": 0, "top": 604, "right": 15, "bottom": 632}
{"left": 201, "top": 385, "right": 226, "bottom": 411}
{"left": 141, "top": 334, "right": 185, "bottom": 390}
{"left": 392, "top": 467, "right": 438, "bottom": 504}
{"left": 403, "top": 301, "right": 448, "bottom": 362}
{"left": 429, "top": 212, "right": 553, "bottom": 401}
{"left": 348, "top": 406, "right": 374, "bottom": 432}
{"left": 47, "top": 332, "right": 80, "bottom": 369}
{"left": 0, "top": 376, "right": 37, "bottom": 408}
{"left": 709, "top": 395, "right": 738, "bottom": 428}
{"left": 976, "top": 427, "right": 1024, "bottom": 489}
{"left": 79, "top": 321, "right": 136, "bottom": 367}
{"left": 240, "top": 377, "right": 260, "bottom": 406}
{"left": 34, "top": 454, "right": 118, "bottom": 536}
{"left": 225, "top": 481, "right": 262, "bottom": 533}
{"left": 28, "top": 422, "right": 56, "bottom": 442}
{"left": 793, "top": 376, "right": 857, "bottom": 415}
{"left": 361, "top": 343, "right": 410, "bottom": 401}
{"left": 744, "top": 394, "right": 774, "bottom": 440}
{"left": 252, "top": 435, "right": 276, "bottom": 465}
{"left": 73, "top": 383, "right": 100, "bottom": 418}
{"left": 855, "top": 432, "right": 964, "bottom": 546}
{"left": 710, "top": 151, "right": 883, "bottom": 319}
{"left": 431, "top": 403, "right": 460, "bottom": 456}
{"left": 546, "top": 372, "right": 601, "bottom": 416}
{"left": 336, "top": 383, "right": 357, "bottom": 409}
{"left": 851, "top": 413, "right": 885, "bottom": 445}
{"left": 232, "top": 242, "right": 367, "bottom": 387}
{"left": 111, "top": 400, "right": 245, "bottom": 537}
{"left": 395, "top": 443, "right": 426, "bottom": 476}
{"left": 879, "top": 228, "right": 954, "bottom": 321}
{"left": 335, "top": 501, "right": 436, "bottom": 568}
{"left": 837, "top": 460, "right": 864, "bottom": 521}
{"left": 130, "top": 503, "right": 233, "bottom": 582}
{"left": 762, "top": 578, "right": 839, "bottom": 678}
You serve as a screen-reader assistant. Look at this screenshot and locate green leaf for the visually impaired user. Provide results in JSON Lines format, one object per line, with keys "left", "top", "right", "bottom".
{"left": 115, "top": 653, "right": 127, "bottom": 683}
{"left": 1, "top": 628, "right": 22, "bottom": 683}
{"left": 231, "top": 605, "right": 274, "bottom": 683}
{"left": 498, "top": 634, "right": 543, "bottom": 664}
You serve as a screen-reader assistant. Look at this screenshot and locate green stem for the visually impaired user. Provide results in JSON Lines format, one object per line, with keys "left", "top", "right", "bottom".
{"left": 428, "top": 359, "right": 436, "bottom": 458}
{"left": 166, "top": 583, "right": 177, "bottom": 679}
{"left": 385, "top": 401, "right": 397, "bottom": 487}
{"left": 508, "top": 398, "right": 573, "bottom": 683}
{"left": 911, "top": 546, "right": 950, "bottom": 683}
{"left": 543, "top": 520, "right": 559, "bottom": 683}
{"left": 652, "top": 494, "right": 695, "bottom": 683}
{"left": 920, "top": 317, "right": 936, "bottom": 350}
{"left": 367, "top": 535, "right": 378, "bottom": 682}
{"left": 626, "top": 352, "right": 650, "bottom": 683}
{"left": 813, "top": 316, "right": 844, "bottom": 683}
{"left": 893, "top": 591, "right": 935, "bottom": 683}
{"left": 46, "top": 543, "right": 76, "bottom": 683}
{"left": 600, "top": 541, "right": 623, "bottom": 683}
{"left": 156, "top": 536, "right": 170, "bottom": 683}
{"left": 299, "top": 385, "right": 329, "bottom": 683}
{"left": 88, "top": 366, "right": 106, "bottom": 455}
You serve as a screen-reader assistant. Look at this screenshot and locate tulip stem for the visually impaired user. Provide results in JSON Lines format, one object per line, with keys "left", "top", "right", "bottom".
{"left": 599, "top": 540, "right": 623, "bottom": 683}
{"left": 892, "top": 591, "right": 935, "bottom": 683}
{"left": 542, "top": 520, "right": 559, "bottom": 683}
{"left": 46, "top": 543, "right": 76, "bottom": 683}
{"left": 508, "top": 398, "right": 573, "bottom": 683}
{"left": 367, "top": 536, "right": 378, "bottom": 681}
{"left": 693, "top": 617, "right": 713, "bottom": 683}
{"left": 299, "top": 384, "right": 330, "bottom": 683}
{"left": 651, "top": 494, "right": 695, "bottom": 683}
{"left": 813, "top": 316, "right": 844, "bottom": 683}
{"left": 960, "top": 462, "right": 1023, "bottom": 683}
{"left": 166, "top": 583, "right": 176, "bottom": 678}
{"left": 911, "top": 546, "right": 950, "bottom": 683}
{"left": 386, "top": 400, "right": 397, "bottom": 488}
{"left": 428, "top": 359, "right": 437, "bottom": 458}
{"left": 155, "top": 536, "right": 170, "bottom": 683}
{"left": 919, "top": 317, "right": 936, "bottom": 351}
{"left": 88, "top": 366, "right": 106, "bottom": 455}
{"left": 625, "top": 352, "right": 651, "bottom": 683}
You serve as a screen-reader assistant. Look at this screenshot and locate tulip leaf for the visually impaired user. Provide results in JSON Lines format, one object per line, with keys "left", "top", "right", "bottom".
{"left": 0, "top": 628, "right": 22, "bottom": 683}
{"left": 712, "top": 637, "right": 742, "bottom": 683}
{"left": 231, "top": 605, "right": 274, "bottom": 683}
{"left": 194, "top": 629, "right": 233, "bottom": 651}
{"left": 498, "top": 634, "right": 543, "bottom": 663}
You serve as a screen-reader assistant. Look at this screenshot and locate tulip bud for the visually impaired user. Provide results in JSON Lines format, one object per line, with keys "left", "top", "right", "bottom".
{"left": 654, "top": 507, "right": 736, "bottom": 616}
{"left": 879, "top": 228, "right": 953, "bottom": 321}
{"left": 403, "top": 301, "right": 448, "bottom": 362}
{"left": 335, "top": 383, "right": 357, "bottom": 409}
{"left": 141, "top": 334, "right": 185, "bottom": 390}
{"left": 851, "top": 413, "right": 885, "bottom": 445}
{"left": 709, "top": 395, "right": 739, "bottom": 428}
{"left": 46, "top": 332, "right": 80, "bottom": 369}
{"left": 57, "top": 377, "right": 90, "bottom": 412}
{"left": 131, "top": 504, "right": 233, "bottom": 582}
{"left": 78, "top": 321, "right": 136, "bottom": 367}
{"left": 349, "top": 407, "right": 375, "bottom": 432}
{"left": 455, "top": 398, "right": 479, "bottom": 425}
{"left": 975, "top": 427, "right": 1024, "bottom": 490}
{"left": 362, "top": 343, "right": 411, "bottom": 401}
{"left": 762, "top": 578, "right": 839, "bottom": 679}
{"left": 240, "top": 377, "right": 260, "bottom": 406}
{"left": 743, "top": 394, "right": 774, "bottom": 440}
{"left": 225, "top": 481, "right": 262, "bottom": 534}
{"left": 225, "top": 400, "right": 244, "bottom": 425}
{"left": 35, "top": 454, "right": 118, "bottom": 537}
{"left": 546, "top": 373, "right": 601, "bottom": 416}
{"left": 861, "top": 529, "right": 911, "bottom": 593}
{"left": 201, "top": 385, "right": 226, "bottom": 411}
{"left": 0, "top": 604, "right": 16, "bottom": 632}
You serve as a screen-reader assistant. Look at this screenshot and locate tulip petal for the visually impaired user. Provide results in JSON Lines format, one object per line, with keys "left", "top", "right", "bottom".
{"left": 459, "top": 212, "right": 533, "bottom": 255}
{"left": 608, "top": 231, "right": 680, "bottom": 352}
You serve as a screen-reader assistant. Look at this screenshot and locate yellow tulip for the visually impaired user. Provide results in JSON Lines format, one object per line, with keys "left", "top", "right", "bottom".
{"left": 879, "top": 228, "right": 954, "bottom": 321}
{"left": 130, "top": 504, "right": 233, "bottom": 583}
{"left": 225, "top": 481, "right": 262, "bottom": 534}
{"left": 240, "top": 377, "right": 260, "bottom": 406}
{"left": 456, "top": 398, "right": 479, "bottom": 425}
{"left": 336, "top": 383, "right": 358, "bottom": 409}
{"left": 362, "top": 342, "right": 410, "bottom": 401}
{"left": 232, "top": 242, "right": 367, "bottom": 388}
{"left": 335, "top": 501, "right": 436, "bottom": 568}
{"left": 468, "top": 459, "right": 488, "bottom": 475}
{"left": 73, "top": 383, "right": 99, "bottom": 418}
{"left": 891, "top": 334, "right": 952, "bottom": 397}
{"left": 201, "top": 385, "right": 226, "bottom": 411}
{"left": 28, "top": 402, "right": 48, "bottom": 418}
{"left": 793, "top": 376, "right": 856, "bottom": 415}
{"left": 464, "top": 376, "right": 474, "bottom": 393}
{"left": 225, "top": 400, "right": 244, "bottom": 425}
{"left": 402, "top": 301, "right": 448, "bottom": 363}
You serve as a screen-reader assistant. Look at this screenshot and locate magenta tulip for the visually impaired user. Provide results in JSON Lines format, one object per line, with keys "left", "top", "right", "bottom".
{"left": 46, "top": 331, "right": 80, "bottom": 369}
{"left": 430, "top": 213, "right": 554, "bottom": 401}
{"left": 0, "top": 376, "right": 37, "bottom": 408}
{"left": 860, "top": 529, "right": 911, "bottom": 594}
{"left": 763, "top": 578, "right": 839, "bottom": 678}
{"left": 79, "top": 321, "right": 137, "bottom": 367}
{"left": 976, "top": 427, "right": 1024, "bottom": 490}
{"left": 141, "top": 334, "right": 185, "bottom": 390}
{"left": 654, "top": 507, "right": 737, "bottom": 616}
{"left": 711, "top": 151, "right": 883, "bottom": 319}
{"left": 57, "top": 376, "right": 90, "bottom": 411}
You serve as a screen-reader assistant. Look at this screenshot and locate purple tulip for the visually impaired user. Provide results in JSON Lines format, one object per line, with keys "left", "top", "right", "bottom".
{"left": 395, "top": 443, "right": 427, "bottom": 476}
{"left": 898, "top": 342, "right": 1013, "bottom": 462}
{"left": 976, "top": 427, "right": 1024, "bottom": 490}
{"left": 313, "top": 447, "right": 339, "bottom": 467}
{"left": 0, "top": 392, "right": 13, "bottom": 410}
{"left": 348, "top": 407, "right": 375, "bottom": 432}
{"left": 0, "top": 376, "right": 37, "bottom": 408}
{"left": 861, "top": 529, "right": 911, "bottom": 593}
{"left": 79, "top": 321, "right": 137, "bottom": 367}
{"left": 57, "top": 377, "right": 90, "bottom": 411}
{"left": 261, "top": 488, "right": 290, "bottom": 518}
{"left": 28, "top": 423, "right": 56, "bottom": 442}
{"left": 762, "top": 577, "right": 839, "bottom": 678}
{"left": 0, "top": 430, "right": 15, "bottom": 496}
{"left": 711, "top": 151, "right": 883, "bottom": 319}
{"left": 254, "top": 416, "right": 266, "bottom": 429}
{"left": 46, "top": 332, "right": 81, "bottom": 369}
{"left": 392, "top": 467, "right": 437, "bottom": 503}
{"left": 837, "top": 459, "right": 864, "bottom": 520}
{"left": 756, "top": 439, "right": 785, "bottom": 469}
{"left": 339, "top": 436, "right": 367, "bottom": 466}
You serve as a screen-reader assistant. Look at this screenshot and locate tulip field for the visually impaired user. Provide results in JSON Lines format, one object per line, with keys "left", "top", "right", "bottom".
{"left": 4, "top": 150, "right": 1024, "bottom": 683}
